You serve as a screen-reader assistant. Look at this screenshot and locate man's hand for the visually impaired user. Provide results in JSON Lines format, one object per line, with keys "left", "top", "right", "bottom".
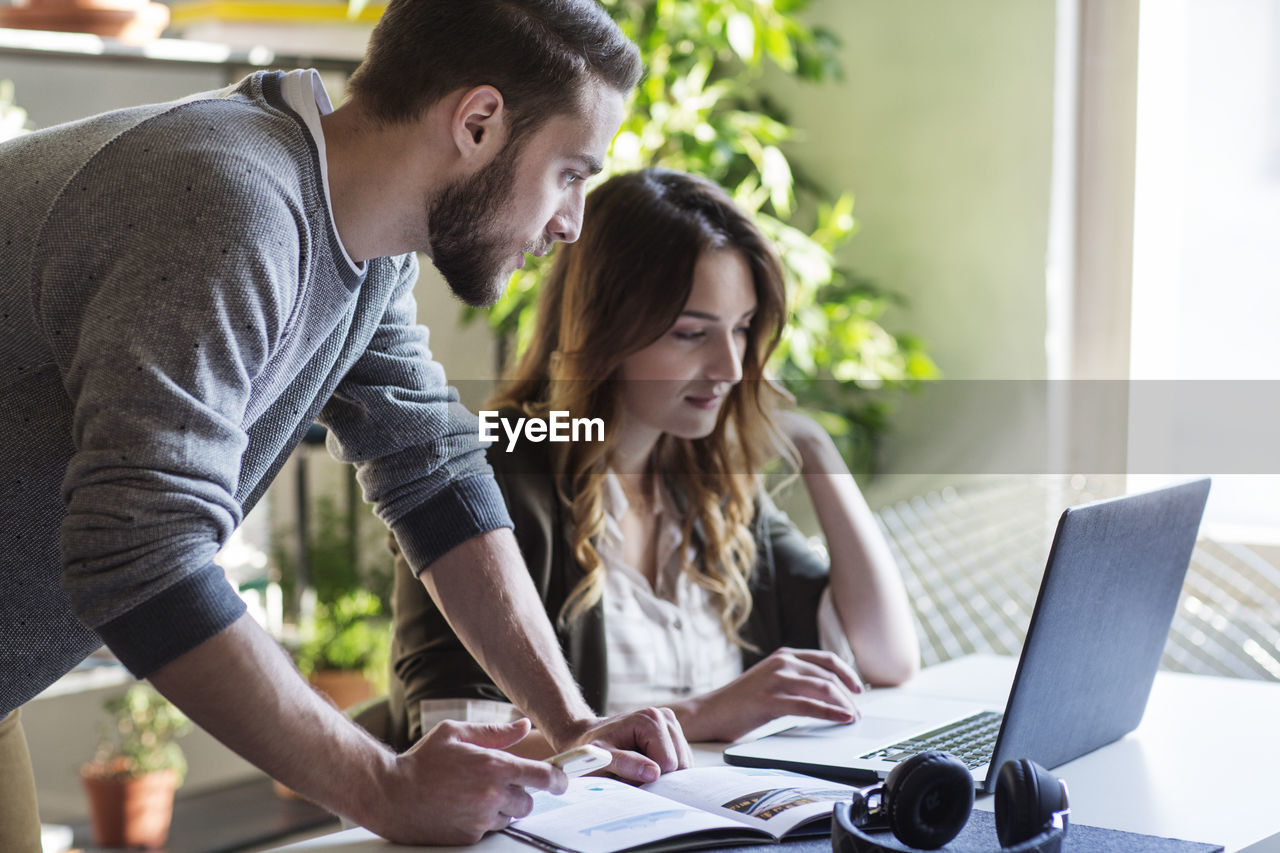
{"left": 148, "top": 617, "right": 570, "bottom": 846}
{"left": 421, "top": 532, "right": 693, "bottom": 783}
{"left": 372, "top": 718, "right": 568, "bottom": 845}
{"left": 556, "top": 707, "right": 692, "bottom": 784}
{"left": 669, "top": 648, "right": 865, "bottom": 743}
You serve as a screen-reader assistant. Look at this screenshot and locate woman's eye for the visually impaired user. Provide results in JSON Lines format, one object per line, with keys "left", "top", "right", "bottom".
{"left": 734, "top": 325, "right": 751, "bottom": 337}
{"left": 673, "top": 330, "right": 706, "bottom": 341}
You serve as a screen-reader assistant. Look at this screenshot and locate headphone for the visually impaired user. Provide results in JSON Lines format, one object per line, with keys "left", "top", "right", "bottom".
{"left": 832, "top": 751, "right": 1070, "bottom": 853}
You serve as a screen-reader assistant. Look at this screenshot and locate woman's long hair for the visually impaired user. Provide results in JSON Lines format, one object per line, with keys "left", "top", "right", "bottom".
{"left": 489, "top": 169, "right": 794, "bottom": 643}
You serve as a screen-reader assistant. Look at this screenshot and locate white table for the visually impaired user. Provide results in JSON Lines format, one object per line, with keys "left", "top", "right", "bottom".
{"left": 268, "top": 655, "right": 1280, "bottom": 852}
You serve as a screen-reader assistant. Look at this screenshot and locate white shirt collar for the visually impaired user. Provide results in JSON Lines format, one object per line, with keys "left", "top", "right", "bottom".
{"left": 277, "top": 69, "right": 366, "bottom": 277}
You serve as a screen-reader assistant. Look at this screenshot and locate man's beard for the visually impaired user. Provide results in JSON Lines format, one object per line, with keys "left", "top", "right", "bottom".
{"left": 427, "top": 143, "right": 525, "bottom": 308}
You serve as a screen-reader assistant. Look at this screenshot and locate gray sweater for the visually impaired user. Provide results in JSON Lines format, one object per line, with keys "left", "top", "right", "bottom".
{"left": 0, "top": 71, "right": 511, "bottom": 714}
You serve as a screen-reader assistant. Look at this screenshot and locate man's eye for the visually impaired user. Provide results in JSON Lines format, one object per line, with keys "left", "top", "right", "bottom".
{"left": 565, "top": 172, "right": 582, "bottom": 185}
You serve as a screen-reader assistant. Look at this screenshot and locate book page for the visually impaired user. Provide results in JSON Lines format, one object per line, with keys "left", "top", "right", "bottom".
{"left": 508, "top": 776, "right": 765, "bottom": 853}
{"left": 641, "top": 766, "right": 858, "bottom": 838}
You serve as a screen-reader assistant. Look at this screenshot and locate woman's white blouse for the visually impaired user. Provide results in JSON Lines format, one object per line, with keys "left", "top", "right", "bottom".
{"left": 596, "top": 470, "right": 746, "bottom": 716}
{"left": 415, "top": 472, "right": 855, "bottom": 732}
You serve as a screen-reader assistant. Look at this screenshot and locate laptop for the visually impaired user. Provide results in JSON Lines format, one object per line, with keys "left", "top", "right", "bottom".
{"left": 724, "top": 478, "right": 1211, "bottom": 791}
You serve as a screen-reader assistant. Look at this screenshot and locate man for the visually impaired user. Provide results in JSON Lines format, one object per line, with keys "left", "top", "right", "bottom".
{"left": 0, "top": 1, "right": 690, "bottom": 848}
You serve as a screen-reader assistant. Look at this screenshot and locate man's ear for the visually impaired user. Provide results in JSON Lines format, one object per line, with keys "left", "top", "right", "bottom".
{"left": 451, "top": 85, "right": 507, "bottom": 160}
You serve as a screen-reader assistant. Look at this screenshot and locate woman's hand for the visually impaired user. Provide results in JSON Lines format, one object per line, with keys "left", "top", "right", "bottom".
{"left": 669, "top": 647, "right": 865, "bottom": 743}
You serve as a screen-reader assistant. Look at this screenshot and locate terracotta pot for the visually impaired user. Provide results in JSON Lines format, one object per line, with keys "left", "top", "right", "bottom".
{"left": 0, "top": 0, "right": 169, "bottom": 43}
{"left": 308, "top": 669, "right": 376, "bottom": 711}
{"left": 81, "top": 768, "right": 178, "bottom": 849}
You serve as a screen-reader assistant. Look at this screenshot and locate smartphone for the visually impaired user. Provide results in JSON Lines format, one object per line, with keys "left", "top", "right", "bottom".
{"left": 547, "top": 744, "right": 612, "bottom": 777}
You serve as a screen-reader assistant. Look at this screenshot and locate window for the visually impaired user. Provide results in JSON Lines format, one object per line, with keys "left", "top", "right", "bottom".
{"left": 1129, "top": 0, "right": 1280, "bottom": 543}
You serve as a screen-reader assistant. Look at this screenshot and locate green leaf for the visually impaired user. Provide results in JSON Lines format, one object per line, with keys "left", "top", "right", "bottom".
{"left": 726, "top": 12, "right": 756, "bottom": 61}
{"left": 760, "top": 145, "right": 794, "bottom": 217}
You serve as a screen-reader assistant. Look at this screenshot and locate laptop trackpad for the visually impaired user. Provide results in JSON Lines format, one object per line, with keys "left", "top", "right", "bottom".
{"left": 727, "top": 695, "right": 986, "bottom": 763}
{"left": 785, "top": 715, "right": 922, "bottom": 740}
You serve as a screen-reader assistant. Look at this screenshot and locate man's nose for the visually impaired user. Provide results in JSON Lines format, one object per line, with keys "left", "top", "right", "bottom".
{"left": 547, "top": 196, "right": 584, "bottom": 244}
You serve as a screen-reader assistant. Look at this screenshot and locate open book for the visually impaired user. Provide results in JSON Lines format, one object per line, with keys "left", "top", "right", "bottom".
{"left": 506, "top": 766, "right": 858, "bottom": 853}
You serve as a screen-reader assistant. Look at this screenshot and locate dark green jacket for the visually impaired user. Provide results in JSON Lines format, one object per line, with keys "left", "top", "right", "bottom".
{"left": 386, "top": 424, "right": 832, "bottom": 749}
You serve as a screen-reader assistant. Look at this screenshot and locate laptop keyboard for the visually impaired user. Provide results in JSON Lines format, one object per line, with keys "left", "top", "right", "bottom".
{"left": 859, "top": 710, "right": 1003, "bottom": 770}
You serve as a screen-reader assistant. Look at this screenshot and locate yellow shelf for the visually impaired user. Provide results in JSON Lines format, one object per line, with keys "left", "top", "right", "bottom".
{"left": 168, "top": 1, "right": 385, "bottom": 27}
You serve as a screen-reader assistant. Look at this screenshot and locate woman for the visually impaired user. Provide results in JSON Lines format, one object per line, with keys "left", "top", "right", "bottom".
{"left": 387, "top": 169, "right": 918, "bottom": 754}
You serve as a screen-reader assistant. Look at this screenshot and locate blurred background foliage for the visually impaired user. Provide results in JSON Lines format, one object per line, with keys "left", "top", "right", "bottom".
{"left": 293, "top": 588, "right": 391, "bottom": 688}
{"left": 271, "top": 489, "right": 394, "bottom": 611}
{"left": 272, "top": 491, "right": 393, "bottom": 687}
{"left": 1, "top": 79, "right": 33, "bottom": 142}
{"left": 462, "top": 0, "right": 939, "bottom": 473}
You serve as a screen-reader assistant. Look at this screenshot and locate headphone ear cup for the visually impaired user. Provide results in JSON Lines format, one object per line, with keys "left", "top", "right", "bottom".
{"left": 994, "top": 759, "right": 1063, "bottom": 847}
{"left": 882, "top": 751, "right": 974, "bottom": 850}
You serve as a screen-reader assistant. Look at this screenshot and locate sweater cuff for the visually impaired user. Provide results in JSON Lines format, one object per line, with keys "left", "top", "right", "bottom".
{"left": 390, "top": 476, "right": 514, "bottom": 575}
{"left": 95, "top": 563, "right": 247, "bottom": 677}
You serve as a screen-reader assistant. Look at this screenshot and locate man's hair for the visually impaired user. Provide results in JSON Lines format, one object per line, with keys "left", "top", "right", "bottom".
{"left": 347, "top": 0, "right": 641, "bottom": 140}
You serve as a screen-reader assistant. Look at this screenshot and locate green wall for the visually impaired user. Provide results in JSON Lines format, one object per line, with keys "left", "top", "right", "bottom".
{"left": 768, "top": 0, "right": 1058, "bottom": 491}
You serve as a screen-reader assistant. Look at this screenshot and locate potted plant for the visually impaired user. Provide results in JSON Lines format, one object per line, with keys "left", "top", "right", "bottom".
{"left": 80, "top": 683, "right": 191, "bottom": 849}
{"left": 273, "top": 488, "right": 393, "bottom": 711}
{"left": 294, "top": 588, "right": 391, "bottom": 711}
